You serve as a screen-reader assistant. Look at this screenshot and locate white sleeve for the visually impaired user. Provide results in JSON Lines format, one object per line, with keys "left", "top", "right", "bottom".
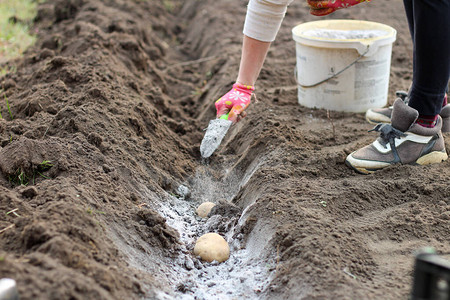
{"left": 243, "top": 0, "right": 295, "bottom": 42}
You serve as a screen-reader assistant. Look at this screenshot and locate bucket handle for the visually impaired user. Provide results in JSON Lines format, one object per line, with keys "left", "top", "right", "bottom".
{"left": 295, "top": 45, "right": 370, "bottom": 88}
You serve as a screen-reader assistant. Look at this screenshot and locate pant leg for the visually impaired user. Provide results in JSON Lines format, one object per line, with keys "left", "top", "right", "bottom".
{"left": 243, "top": 0, "right": 295, "bottom": 42}
{"left": 403, "top": 0, "right": 414, "bottom": 42}
{"left": 407, "top": 0, "right": 450, "bottom": 116}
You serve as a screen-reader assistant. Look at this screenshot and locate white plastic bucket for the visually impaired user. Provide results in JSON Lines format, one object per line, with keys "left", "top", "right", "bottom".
{"left": 292, "top": 20, "right": 397, "bottom": 112}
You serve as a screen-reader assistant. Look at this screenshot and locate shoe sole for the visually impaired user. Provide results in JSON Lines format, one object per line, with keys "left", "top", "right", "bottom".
{"left": 416, "top": 150, "right": 448, "bottom": 165}
{"left": 365, "top": 109, "right": 391, "bottom": 125}
{"left": 345, "top": 150, "right": 448, "bottom": 174}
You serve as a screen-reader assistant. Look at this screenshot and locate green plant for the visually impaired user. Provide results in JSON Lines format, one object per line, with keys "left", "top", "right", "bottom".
{"left": 5, "top": 208, "right": 20, "bottom": 217}
{"left": 0, "top": 64, "right": 16, "bottom": 76}
{"left": 39, "top": 160, "right": 53, "bottom": 169}
{"left": 34, "top": 160, "right": 52, "bottom": 183}
{"left": 8, "top": 168, "right": 28, "bottom": 186}
{"left": 0, "top": 0, "right": 38, "bottom": 61}
{"left": 190, "top": 87, "right": 204, "bottom": 96}
{"left": 8, "top": 160, "right": 53, "bottom": 186}
{"left": 2, "top": 91, "right": 13, "bottom": 120}
{"left": 87, "top": 208, "right": 106, "bottom": 215}
{"left": 18, "top": 169, "right": 27, "bottom": 185}
{"left": 162, "top": 0, "right": 174, "bottom": 12}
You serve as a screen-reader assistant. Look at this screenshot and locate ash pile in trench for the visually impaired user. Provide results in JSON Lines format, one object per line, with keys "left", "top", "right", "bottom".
{"left": 1, "top": 0, "right": 450, "bottom": 299}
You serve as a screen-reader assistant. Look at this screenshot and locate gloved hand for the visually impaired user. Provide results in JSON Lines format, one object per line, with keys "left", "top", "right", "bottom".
{"left": 215, "top": 83, "right": 255, "bottom": 123}
{"left": 307, "top": 0, "right": 371, "bottom": 16}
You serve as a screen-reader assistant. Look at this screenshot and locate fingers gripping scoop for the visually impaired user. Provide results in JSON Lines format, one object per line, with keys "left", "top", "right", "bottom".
{"left": 200, "top": 118, "right": 232, "bottom": 158}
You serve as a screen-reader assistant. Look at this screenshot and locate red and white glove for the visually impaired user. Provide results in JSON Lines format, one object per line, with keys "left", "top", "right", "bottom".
{"left": 215, "top": 83, "right": 255, "bottom": 123}
{"left": 307, "top": 0, "right": 371, "bottom": 16}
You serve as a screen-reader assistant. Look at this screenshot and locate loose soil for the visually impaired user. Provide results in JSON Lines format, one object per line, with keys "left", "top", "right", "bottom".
{"left": 0, "top": 0, "right": 449, "bottom": 299}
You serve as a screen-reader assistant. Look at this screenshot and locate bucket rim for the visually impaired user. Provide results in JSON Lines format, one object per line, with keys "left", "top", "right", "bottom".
{"left": 292, "top": 19, "right": 396, "bottom": 43}
{"left": 292, "top": 20, "right": 397, "bottom": 56}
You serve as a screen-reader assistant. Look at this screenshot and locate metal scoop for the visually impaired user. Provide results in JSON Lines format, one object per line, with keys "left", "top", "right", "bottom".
{"left": 200, "top": 114, "right": 232, "bottom": 158}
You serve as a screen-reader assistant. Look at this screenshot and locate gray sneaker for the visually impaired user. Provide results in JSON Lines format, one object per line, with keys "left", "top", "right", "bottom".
{"left": 365, "top": 91, "right": 408, "bottom": 124}
{"left": 365, "top": 92, "right": 450, "bottom": 133}
{"left": 346, "top": 99, "right": 448, "bottom": 174}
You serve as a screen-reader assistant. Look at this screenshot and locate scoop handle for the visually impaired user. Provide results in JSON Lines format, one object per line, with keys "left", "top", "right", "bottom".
{"left": 219, "top": 113, "right": 230, "bottom": 120}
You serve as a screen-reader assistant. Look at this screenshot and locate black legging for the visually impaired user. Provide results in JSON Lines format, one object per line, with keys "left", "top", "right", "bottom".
{"left": 403, "top": 0, "right": 450, "bottom": 116}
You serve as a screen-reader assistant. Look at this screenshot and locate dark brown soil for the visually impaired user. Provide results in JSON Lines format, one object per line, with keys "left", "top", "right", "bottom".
{"left": 0, "top": 0, "right": 449, "bottom": 299}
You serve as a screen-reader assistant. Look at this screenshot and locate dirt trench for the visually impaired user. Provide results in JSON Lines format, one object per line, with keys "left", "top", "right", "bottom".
{"left": 0, "top": 0, "right": 449, "bottom": 299}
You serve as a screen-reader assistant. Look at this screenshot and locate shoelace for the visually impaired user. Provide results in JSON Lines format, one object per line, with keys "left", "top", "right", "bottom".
{"left": 369, "top": 123, "right": 407, "bottom": 148}
{"left": 396, "top": 90, "right": 409, "bottom": 105}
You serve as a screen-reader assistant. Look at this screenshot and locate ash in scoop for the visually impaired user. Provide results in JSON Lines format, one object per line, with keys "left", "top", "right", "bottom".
{"left": 200, "top": 119, "right": 232, "bottom": 158}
